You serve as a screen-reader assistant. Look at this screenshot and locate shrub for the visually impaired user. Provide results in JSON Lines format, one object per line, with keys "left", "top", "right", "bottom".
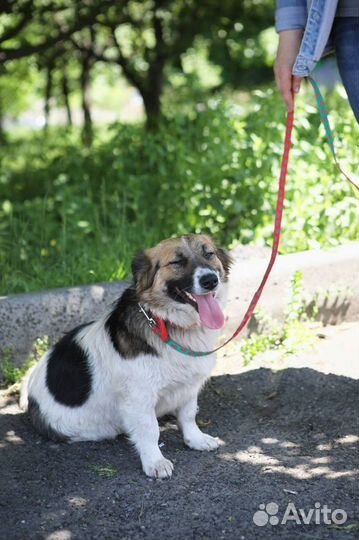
{"left": 0, "top": 84, "right": 358, "bottom": 294}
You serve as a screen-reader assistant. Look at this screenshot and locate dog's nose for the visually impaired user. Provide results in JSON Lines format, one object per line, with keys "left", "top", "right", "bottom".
{"left": 199, "top": 273, "right": 219, "bottom": 291}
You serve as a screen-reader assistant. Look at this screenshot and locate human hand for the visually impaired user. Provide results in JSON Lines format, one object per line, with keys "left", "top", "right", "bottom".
{"left": 274, "top": 29, "right": 304, "bottom": 112}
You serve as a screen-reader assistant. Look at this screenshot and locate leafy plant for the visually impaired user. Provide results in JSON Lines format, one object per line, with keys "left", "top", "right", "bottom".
{"left": 1, "top": 336, "right": 49, "bottom": 388}
{"left": 240, "top": 271, "right": 318, "bottom": 364}
{"left": 0, "top": 85, "right": 358, "bottom": 295}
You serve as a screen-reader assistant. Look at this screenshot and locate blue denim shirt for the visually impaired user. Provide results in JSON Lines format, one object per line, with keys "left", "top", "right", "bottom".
{"left": 276, "top": 0, "right": 359, "bottom": 76}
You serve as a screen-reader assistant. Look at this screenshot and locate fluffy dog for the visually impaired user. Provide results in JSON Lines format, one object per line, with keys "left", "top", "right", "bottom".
{"left": 20, "top": 234, "right": 232, "bottom": 478}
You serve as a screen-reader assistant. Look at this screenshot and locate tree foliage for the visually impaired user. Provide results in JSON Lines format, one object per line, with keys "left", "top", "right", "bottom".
{"left": 0, "top": 0, "right": 274, "bottom": 134}
{"left": 1, "top": 87, "right": 358, "bottom": 294}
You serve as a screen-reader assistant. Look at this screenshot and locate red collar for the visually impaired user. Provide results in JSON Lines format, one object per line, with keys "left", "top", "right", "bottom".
{"left": 138, "top": 303, "right": 169, "bottom": 342}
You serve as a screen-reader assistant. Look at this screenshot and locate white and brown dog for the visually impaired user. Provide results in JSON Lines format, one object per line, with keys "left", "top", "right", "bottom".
{"left": 20, "top": 234, "right": 232, "bottom": 478}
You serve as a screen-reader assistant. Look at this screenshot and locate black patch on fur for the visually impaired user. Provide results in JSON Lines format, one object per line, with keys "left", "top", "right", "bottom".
{"left": 28, "top": 396, "right": 68, "bottom": 442}
{"left": 46, "top": 324, "right": 92, "bottom": 407}
{"left": 106, "top": 288, "right": 158, "bottom": 359}
{"left": 166, "top": 275, "right": 194, "bottom": 304}
{"left": 170, "top": 251, "right": 188, "bottom": 266}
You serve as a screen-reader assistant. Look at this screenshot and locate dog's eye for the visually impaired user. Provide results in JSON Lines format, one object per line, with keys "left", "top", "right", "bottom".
{"left": 169, "top": 259, "right": 185, "bottom": 266}
{"left": 204, "top": 251, "right": 215, "bottom": 260}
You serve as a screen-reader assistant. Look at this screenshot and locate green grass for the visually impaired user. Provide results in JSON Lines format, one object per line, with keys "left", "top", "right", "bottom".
{"left": 1, "top": 336, "right": 49, "bottom": 388}
{"left": 90, "top": 465, "right": 119, "bottom": 478}
{"left": 238, "top": 272, "right": 319, "bottom": 364}
{"left": 0, "top": 84, "right": 358, "bottom": 295}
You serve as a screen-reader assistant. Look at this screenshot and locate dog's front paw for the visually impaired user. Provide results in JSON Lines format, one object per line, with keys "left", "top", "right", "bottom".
{"left": 143, "top": 457, "right": 174, "bottom": 479}
{"left": 184, "top": 433, "right": 220, "bottom": 451}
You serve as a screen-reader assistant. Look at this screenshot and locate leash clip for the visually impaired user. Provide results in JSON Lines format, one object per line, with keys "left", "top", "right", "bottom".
{"left": 138, "top": 303, "right": 156, "bottom": 327}
{"left": 138, "top": 303, "right": 170, "bottom": 342}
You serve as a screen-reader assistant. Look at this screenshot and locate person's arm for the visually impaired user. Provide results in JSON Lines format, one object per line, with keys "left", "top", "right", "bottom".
{"left": 274, "top": 1, "right": 306, "bottom": 111}
{"left": 274, "top": 30, "right": 304, "bottom": 111}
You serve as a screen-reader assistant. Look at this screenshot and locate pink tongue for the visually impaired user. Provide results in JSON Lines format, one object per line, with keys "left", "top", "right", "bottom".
{"left": 192, "top": 294, "right": 225, "bottom": 330}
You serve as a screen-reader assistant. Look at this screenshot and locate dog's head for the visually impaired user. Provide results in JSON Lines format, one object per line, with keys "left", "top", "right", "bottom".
{"left": 132, "top": 234, "right": 232, "bottom": 329}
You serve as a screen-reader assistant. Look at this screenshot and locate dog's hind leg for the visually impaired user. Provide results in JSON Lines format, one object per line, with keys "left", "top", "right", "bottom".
{"left": 27, "top": 397, "right": 69, "bottom": 442}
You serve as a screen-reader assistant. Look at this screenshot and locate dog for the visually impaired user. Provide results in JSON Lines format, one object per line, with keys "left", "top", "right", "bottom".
{"left": 20, "top": 234, "right": 232, "bottom": 478}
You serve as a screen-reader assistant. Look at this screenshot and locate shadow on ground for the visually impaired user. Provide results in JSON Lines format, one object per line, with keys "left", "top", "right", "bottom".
{"left": 0, "top": 367, "right": 358, "bottom": 540}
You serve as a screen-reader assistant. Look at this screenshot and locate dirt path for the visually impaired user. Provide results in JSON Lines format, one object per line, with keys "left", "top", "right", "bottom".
{"left": 1, "top": 322, "right": 358, "bottom": 540}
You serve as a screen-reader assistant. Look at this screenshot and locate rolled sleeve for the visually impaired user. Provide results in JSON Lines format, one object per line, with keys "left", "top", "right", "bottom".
{"left": 275, "top": 1, "right": 307, "bottom": 32}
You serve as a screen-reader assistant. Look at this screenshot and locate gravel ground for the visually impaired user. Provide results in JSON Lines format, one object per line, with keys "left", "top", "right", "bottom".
{"left": 1, "top": 323, "right": 358, "bottom": 540}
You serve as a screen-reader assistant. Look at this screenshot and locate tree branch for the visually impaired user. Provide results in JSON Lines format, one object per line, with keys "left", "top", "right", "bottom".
{"left": 110, "top": 28, "right": 144, "bottom": 88}
{"left": 0, "top": 0, "right": 34, "bottom": 44}
{"left": 0, "top": 4, "right": 105, "bottom": 62}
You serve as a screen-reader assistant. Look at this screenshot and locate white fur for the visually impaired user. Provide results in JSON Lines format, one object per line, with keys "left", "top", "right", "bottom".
{"left": 192, "top": 266, "right": 219, "bottom": 294}
{"left": 21, "top": 277, "right": 228, "bottom": 479}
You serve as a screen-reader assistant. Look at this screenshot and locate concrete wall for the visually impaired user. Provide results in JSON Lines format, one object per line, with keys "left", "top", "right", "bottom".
{"left": 1, "top": 242, "right": 358, "bottom": 373}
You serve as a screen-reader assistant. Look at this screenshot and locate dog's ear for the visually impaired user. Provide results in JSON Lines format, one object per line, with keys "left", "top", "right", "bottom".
{"left": 132, "top": 250, "right": 158, "bottom": 293}
{"left": 216, "top": 246, "right": 233, "bottom": 278}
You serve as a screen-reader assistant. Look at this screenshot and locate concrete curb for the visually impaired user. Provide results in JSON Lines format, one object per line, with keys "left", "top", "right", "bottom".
{"left": 0, "top": 242, "right": 358, "bottom": 372}
{"left": 227, "top": 241, "right": 359, "bottom": 335}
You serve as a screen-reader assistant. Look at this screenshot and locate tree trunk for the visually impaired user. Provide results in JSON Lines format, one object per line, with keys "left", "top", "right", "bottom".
{"left": 44, "top": 65, "right": 53, "bottom": 130}
{"left": 143, "top": 88, "right": 162, "bottom": 130}
{"left": 62, "top": 71, "right": 72, "bottom": 126}
{"left": 0, "top": 98, "right": 6, "bottom": 144}
{"left": 80, "top": 55, "right": 93, "bottom": 146}
{"left": 142, "top": 5, "right": 166, "bottom": 130}
{"left": 142, "top": 52, "right": 165, "bottom": 130}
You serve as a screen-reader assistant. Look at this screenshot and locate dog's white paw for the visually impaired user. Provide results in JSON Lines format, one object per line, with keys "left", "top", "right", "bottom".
{"left": 185, "top": 433, "right": 220, "bottom": 451}
{"left": 143, "top": 457, "right": 174, "bottom": 479}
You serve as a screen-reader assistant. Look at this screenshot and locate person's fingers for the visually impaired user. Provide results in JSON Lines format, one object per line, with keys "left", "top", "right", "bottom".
{"left": 274, "top": 66, "right": 294, "bottom": 111}
{"left": 282, "top": 83, "right": 294, "bottom": 112}
{"left": 292, "top": 75, "right": 303, "bottom": 94}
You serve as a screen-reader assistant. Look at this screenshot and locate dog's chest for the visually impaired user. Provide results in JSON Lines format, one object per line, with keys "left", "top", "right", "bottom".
{"left": 151, "top": 351, "right": 215, "bottom": 413}
{"left": 93, "top": 331, "right": 216, "bottom": 418}
{"left": 164, "top": 349, "right": 215, "bottom": 379}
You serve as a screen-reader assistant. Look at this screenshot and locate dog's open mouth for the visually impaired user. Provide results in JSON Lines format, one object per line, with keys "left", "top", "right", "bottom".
{"left": 176, "top": 288, "right": 225, "bottom": 330}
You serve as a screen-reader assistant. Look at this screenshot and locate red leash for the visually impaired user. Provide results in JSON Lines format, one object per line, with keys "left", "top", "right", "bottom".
{"left": 144, "top": 82, "right": 358, "bottom": 357}
{"left": 144, "top": 111, "right": 294, "bottom": 357}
